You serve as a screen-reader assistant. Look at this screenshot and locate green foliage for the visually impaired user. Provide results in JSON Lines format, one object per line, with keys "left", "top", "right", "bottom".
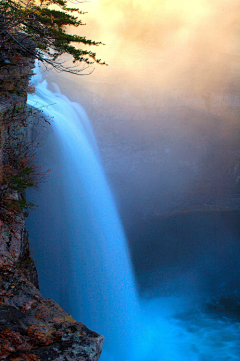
{"left": 11, "top": 166, "right": 35, "bottom": 192}
{"left": 0, "top": 0, "right": 106, "bottom": 73}
{"left": 0, "top": 105, "right": 46, "bottom": 220}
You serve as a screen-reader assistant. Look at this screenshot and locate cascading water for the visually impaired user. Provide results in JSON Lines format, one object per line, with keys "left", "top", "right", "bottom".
{"left": 27, "top": 68, "right": 240, "bottom": 361}
{"left": 27, "top": 67, "right": 141, "bottom": 361}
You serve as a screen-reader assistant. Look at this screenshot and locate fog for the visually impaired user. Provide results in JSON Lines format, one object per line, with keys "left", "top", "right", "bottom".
{"left": 35, "top": 0, "right": 240, "bottom": 289}
{"left": 42, "top": 0, "right": 239, "bottom": 223}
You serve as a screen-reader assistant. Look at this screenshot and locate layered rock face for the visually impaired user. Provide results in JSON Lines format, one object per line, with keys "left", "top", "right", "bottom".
{"left": 0, "top": 43, "right": 104, "bottom": 361}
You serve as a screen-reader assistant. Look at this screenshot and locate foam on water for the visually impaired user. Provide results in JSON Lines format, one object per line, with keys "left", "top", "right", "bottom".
{"left": 140, "top": 296, "right": 240, "bottom": 361}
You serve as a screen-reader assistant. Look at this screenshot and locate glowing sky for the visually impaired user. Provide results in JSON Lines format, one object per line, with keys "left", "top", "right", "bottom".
{"left": 64, "top": 0, "right": 240, "bottom": 104}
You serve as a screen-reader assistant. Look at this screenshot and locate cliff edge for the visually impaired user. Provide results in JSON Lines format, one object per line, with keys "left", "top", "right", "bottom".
{"left": 0, "top": 41, "right": 104, "bottom": 361}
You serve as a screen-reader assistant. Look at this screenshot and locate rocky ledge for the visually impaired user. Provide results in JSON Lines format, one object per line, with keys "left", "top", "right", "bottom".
{"left": 0, "top": 214, "right": 104, "bottom": 361}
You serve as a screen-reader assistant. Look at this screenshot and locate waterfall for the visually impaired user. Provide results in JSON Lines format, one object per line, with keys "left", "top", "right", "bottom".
{"left": 27, "top": 68, "right": 240, "bottom": 361}
{"left": 27, "top": 68, "right": 140, "bottom": 361}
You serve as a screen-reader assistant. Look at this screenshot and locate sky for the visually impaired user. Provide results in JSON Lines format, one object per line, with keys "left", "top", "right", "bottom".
{"left": 69, "top": 0, "right": 240, "bottom": 98}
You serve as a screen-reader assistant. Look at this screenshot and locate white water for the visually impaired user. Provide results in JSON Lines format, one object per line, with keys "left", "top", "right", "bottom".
{"left": 28, "top": 68, "right": 140, "bottom": 360}
{"left": 27, "top": 69, "right": 240, "bottom": 361}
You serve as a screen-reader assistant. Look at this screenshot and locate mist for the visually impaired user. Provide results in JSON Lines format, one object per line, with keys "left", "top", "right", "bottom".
{"left": 46, "top": 0, "right": 240, "bottom": 222}
{"left": 35, "top": 0, "right": 240, "bottom": 305}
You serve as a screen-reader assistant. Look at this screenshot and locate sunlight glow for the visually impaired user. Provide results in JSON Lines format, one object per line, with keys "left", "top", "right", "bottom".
{"left": 65, "top": 0, "right": 240, "bottom": 109}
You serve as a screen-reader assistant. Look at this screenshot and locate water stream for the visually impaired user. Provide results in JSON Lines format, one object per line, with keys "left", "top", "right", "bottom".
{"left": 27, "top": 69, "right": 240, "bottom": 361}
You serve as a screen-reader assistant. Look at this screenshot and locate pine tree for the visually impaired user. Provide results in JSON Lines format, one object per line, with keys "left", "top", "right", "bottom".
{"left": 0, "top": 0, "right": 105, "bottom": 74}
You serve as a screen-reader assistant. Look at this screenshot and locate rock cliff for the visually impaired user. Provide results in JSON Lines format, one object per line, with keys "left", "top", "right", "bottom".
{"left": 0, "top": 42, "right": 104, "bottom": 361}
